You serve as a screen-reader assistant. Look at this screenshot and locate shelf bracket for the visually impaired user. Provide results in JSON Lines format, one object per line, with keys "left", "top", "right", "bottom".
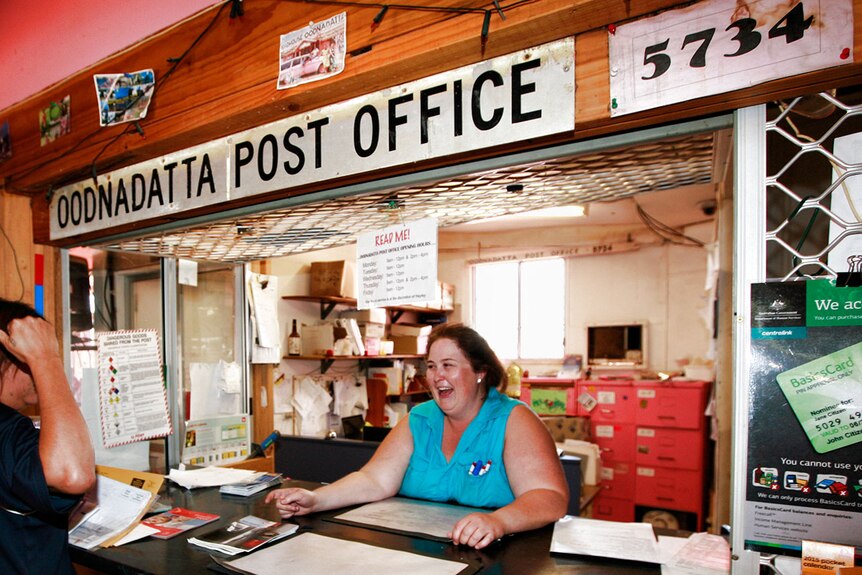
{"left": 319, "top": 358, "right": 335, "bottom": 374}
{"left": 388, "top": 309, "right": 405, "bottom": 323}
{"left": 319, "top": 301, "right": 338, "bottom": 320}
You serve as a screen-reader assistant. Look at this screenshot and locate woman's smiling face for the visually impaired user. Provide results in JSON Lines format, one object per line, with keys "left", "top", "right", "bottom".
{"left": 426, "top": 337, "right": 485, "bottom": 420}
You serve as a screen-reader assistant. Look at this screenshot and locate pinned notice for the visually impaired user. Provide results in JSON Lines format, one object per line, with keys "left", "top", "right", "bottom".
{"left": 97, "top": 330, "right": 171, "bottom": 448}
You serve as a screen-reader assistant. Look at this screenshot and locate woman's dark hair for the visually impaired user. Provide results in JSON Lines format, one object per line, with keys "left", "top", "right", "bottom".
{"left": 426, "top": 323, "right": 507, "bottom": 394}
{"left": 0, "top": 298, "right": 41, "bottom": 377}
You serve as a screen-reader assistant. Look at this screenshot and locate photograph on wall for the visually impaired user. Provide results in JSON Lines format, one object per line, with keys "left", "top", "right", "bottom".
{"left": 744, "top": 279, "right": 862, "bottom": 558}
{"left": 0, "top": 120, "right": 10, "bottom": 161}
{"left": 39, "top": 95, "right": 71, "bottom": 146}
{"left": 93, "top": 69, "right": 155, "bottom": 127}
{"left": 277, "top": 12, "right": 346, "bottom": 90}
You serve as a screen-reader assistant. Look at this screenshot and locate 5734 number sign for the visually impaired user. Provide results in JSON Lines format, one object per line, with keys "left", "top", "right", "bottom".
{"left": 608, "top": 0, "right": 853, "bottom": 116}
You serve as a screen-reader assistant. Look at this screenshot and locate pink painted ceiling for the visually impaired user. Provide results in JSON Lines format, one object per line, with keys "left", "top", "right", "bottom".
{"left": 0, "top": 0, "right": 217, "bottom": 112}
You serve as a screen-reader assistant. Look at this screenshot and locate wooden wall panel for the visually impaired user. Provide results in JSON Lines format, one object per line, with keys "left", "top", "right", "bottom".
{"left": 0, "top": 190, "right": 60, "bottom": 329}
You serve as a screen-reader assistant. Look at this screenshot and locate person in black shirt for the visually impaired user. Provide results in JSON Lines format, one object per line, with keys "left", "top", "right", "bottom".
{"left": 0, "top": 299, "right": 95, "bottom": 574}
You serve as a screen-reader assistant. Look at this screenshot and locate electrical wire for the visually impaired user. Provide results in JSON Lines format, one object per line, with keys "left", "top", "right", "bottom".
{"left": 635, "top": 202, "right": 705, "bottom": 247}
{"left": 7, "top": 0, "right": 233, "bottom": 195}
{"left": 294, "top": 0, "right": 535, "bottom": 16}
{"left": 0, "top": 223, "right": 26, "bottom": 302}
{"left": 9, "top": 0, "right": 532, "bottom": 196}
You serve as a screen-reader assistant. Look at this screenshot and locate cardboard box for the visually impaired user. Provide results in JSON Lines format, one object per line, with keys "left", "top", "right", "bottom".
{"left": 340, "top": 308, "right": 387, "bottom": 324}
{"left": 358, "top": 322, "right": 386, "bottom": 339}
{"left": 364, "top": 336, "right": 381, "bottom": 356}
{"left": 425, "top": 281, "right": 455, "bottom": 310}
{"left": 300, "top": 323, "right": 335, "bottom": 355}
{"left": 392, "top": 335, "right": 428, "bottom": 355}
{"left": 389, "top": 323, "right": 433, "bottom": 337}
{"left": 310, "top": 261, "right": 355, "bottom": 298}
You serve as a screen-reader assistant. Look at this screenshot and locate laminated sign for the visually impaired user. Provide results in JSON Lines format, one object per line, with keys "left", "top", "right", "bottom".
{"left": 744, "top": 279, "right": 862, "bottom": 557}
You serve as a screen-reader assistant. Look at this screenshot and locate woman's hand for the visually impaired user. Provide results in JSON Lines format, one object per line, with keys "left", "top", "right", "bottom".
{"left": 265, "top": 488, "right": 318, "bottom": 518}
{"left": 449, "top": 512, "right": 505, "bottom": 549}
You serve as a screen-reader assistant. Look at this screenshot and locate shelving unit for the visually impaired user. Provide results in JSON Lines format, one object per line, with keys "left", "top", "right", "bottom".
{"left": 281, "top": 295, "right": 449, "bottom": 428}
{"left": 281, "top": 353, "right": 425, "bottom": 374}
{"left": 281, "top": 295, "right": 449, "bottom": 323}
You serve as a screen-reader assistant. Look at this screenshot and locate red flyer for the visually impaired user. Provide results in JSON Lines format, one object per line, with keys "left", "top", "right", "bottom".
{"left": 141, "top": 507, "right": 220, "bottom": 539}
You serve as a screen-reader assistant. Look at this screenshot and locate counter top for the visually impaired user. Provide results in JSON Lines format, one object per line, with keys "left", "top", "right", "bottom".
{"left": 72, "top": 480, "right": 668, "bottom": 575}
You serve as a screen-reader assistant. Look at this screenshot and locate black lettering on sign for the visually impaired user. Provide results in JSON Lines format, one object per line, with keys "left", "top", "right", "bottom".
{"left": 354, "top": 104, "right": 380, "bottom": 158}
{"left": 420, "top": 84, "right": 446, "bottom": 145}
{"left": 511, "top": 59, "right": 542, "bottom": 123}
{"left": 388, "top": 94, "right": 413, "bottom": 152}
{"left": 472, "top": 70, "right": 504, "bottom": 131}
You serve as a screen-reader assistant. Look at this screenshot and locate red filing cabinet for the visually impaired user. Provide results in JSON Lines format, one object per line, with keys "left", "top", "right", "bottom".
{"left": 578, "top": 379, "right": 711, "bottom": 529}
{"left": 577, "top": 380, "right": 637, "bottom": 522}
{"left": 633, "top": 380, "right": 710, "bottom": 530}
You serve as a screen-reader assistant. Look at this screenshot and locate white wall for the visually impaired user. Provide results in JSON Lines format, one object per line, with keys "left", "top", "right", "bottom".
{"left": 268, "top": 219, "right": 716, "bottom": 379}
{"left": 438, "top": 221, "right": 716, "bottom": 375}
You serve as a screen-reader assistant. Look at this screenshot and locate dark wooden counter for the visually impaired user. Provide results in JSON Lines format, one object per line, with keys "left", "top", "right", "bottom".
{"left": 72, "top": 480, "right": 666, "bottom": 574}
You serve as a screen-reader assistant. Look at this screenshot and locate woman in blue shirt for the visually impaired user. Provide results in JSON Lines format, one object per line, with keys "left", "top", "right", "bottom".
{"left": 267, "top": 323, "right": 568, "bottom": 549}
{"left": 0, "top": 299, "right": 95, "bottom": 574}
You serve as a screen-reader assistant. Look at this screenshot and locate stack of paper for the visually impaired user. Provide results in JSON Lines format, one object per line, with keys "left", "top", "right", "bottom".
{"left": 188, "top": 515, "right": 298, "bottom": 555}
{"left": 219, "top": 473, "right": 283, "bottom": 497}
{"left": 167, "top": 466, "right": 259, "bottom": 489}
{"left": 68, "top": 474, "right": 156, "bottom": 550}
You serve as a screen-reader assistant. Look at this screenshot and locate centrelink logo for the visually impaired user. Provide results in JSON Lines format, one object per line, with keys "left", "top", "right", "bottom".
{"left": 769, "top": 298, "right": 786, "bottom": 311}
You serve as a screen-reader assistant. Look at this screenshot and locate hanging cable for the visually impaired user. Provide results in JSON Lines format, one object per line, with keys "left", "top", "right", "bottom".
{"left": 635, "top": 202, "right": 705, "bottom": 247}
{"left": 0, "top": 223, "right": 26, "bottom": 302}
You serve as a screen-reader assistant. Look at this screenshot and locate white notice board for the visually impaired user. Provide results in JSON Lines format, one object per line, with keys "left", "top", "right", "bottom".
{"left": 356, "top": 218, "right": 438, "bottom": 309}
{"left": 609, "top": 0, "right": 854, "bottom": 116}
{"left": 97, "top": 330, "right": 171, "bottom": 448}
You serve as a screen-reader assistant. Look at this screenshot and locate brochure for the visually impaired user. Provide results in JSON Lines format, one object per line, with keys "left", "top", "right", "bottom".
{"left": 140, "top": 507, "right": 220, "bottom": 539}
{"left": 219, "top": 473, "right": 283, "bottom": 497}
{"left": 188, "top": 515, "right": 298, "bottom": 556}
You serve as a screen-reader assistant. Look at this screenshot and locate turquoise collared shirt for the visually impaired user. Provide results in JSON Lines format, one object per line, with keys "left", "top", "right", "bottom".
{"left": 398, "top": 388, "right": 519, "bottom": 509}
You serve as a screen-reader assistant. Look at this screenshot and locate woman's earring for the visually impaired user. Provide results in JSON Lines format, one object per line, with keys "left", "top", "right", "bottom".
{"left": 477, "top": 377, "right": 483, "bottom": 384}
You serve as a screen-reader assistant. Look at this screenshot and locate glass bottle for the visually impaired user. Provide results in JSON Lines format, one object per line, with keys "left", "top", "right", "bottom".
{"left": 287, "top": 319, "right": 301, "bottom": 356}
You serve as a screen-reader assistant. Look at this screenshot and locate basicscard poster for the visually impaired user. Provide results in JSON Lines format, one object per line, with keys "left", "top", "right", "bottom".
{"left": 277, "top": 12, "right": 346, "bottom": 90}
{"left": 744, "top": 279, "right": 862, "bottom": 558}
{"left": 94, "top": 69, "right": 155, "bottom": 127}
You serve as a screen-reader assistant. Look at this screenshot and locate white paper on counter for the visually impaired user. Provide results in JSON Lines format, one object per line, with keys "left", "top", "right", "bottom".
{"left": 551, "top": 515, "right": 661, "bottom": 564}
{"left": 223, "top": 532, "right": 467, "bottom": 575}
{"left": 167, "top": 466, "right": 258, "bottom": 489}
{"left": 662, "top": 532, "right": 731, "bottom": 575}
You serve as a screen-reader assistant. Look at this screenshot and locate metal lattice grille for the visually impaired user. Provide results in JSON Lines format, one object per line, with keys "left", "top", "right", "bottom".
{"left": 766, "top": 89, "right": 862, "bottom": 280}
{"left": 98, "top": 132, "right": 718, "bottom": 262}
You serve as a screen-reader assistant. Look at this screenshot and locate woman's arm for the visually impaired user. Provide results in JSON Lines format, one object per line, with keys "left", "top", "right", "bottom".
{"left": 267, "top": 415, "right": 414, "bottom": 517}
{"left": 1, "top": 317, "right": 96, "bottom": 494}
{"left": 450, "top": 404, "right": 568, "bottom": 548}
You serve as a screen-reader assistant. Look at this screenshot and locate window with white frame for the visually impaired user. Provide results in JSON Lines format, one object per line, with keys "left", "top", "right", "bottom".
{"left": 472, "top": 257, "right": 565, "bottom": 360}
